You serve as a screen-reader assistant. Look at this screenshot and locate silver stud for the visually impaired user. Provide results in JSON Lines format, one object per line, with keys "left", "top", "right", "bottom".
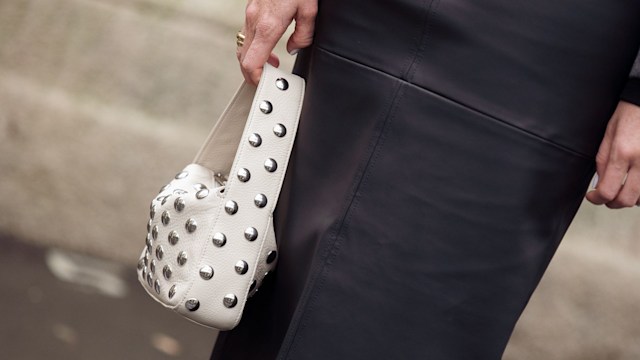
{"left": 193, "top": 183, "right": 207, "bottom": 191}
{"left": 159, "top": 184, "right": 171, "bottom": 193}
{"left": 185, "top": 219, "right": 197, "bottom": 233}
{"left": 168, "top": 285, "right": 176, "bottom": 299}
{"left": 177, "top": 251, "right": 188, "bottom": 266}
{"left": 196, "top": 189, "right": 209, "bottom": 199}
{"left": 174, "top": 197, "right": 185, "bottom": 212}
{"left": 143, "top": 255, "right": 148, "bottom": 267}
{"left": 175, "top": 171, "right": 189, "bottom": 179}
{"left": 259, "top": 101, "right": 272, "bottom": 114}
{"left": 273, "top": 123, "right": 287, "bottom": 137}
{"left": 147, "top": 219, "right": 152, "bottom": 232}
{"left": 154, "top": 279, "right": 161, "bottom": 294}
{"left": 185, "top": 298, "right": 200, "bottom": 311}
{"left": 254, "top": 194, "right": 267, "bottom": 208}
{"left": 235, "top": 260, "right": 248, "bottom": 275}
{"left": 244, "top": 227, "right": 258, "bottom": 241}
{"left": 199, "top": 265, "right": 214, "bottom": 280}
{"left": 161, "top": 211, "right": 170, "bottom": 226}
{"left": 145, "top": 234, "right": 153, "bottom": 248}
{"left": 151, "top": 225, "right": 158, "bottom": 240}
{"left": 168, "top": 231, "right": 179, "bottom": 245}
{"left": 212, "top": 232, "right": 227, "bottom": 247}
{"left": 150, "top": 205, "right": 156, "bottom": 219}
{"left": 223, "top": 294, "right": 238, "bottom": 308}
{"left": 160, "top": 195, "right": 171, "bottom": 205}
{"left": 142, "top": 267, "right": 147, "bottom": 280}
{"left": 267, "top": 250, "right": 277, "bottom": 264}
{"left": 163, "top": 265, "right": 172, "bottom": 280}
{"left": 248, "top": 133, "right": 262, "bottom": 147}
{"left": 144, "top": 249, "right": 150, "bottom": 262}
{"left": 137, "top": 258, "right": 145, "bottom": 270}
{"left": 225, "top": 201, "right": 238, "bottom": 215}
{"left": 237, "top": 168, "right": 251, "bottom": 182}
{"left": 264, "top": 158, "right": 277, "bottom": 172}
{"left": 156, "top": 245, "right": 164, "bottom": 260}
{"left": 146, "top": 273, "right": 153, "bottom": 287}
{"left": 150, "top": 259, "right": 156, "bottom": 274}
{"left": 275, "top": 78, "right": 289, "bottom": 91}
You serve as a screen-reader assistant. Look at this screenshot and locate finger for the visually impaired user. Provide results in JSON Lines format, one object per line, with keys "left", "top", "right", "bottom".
{"left": 242, "top": 17, "right": 288, "bottom": 85}
{"left": 585, "top": 110, "right": 618, "bottom": 205}
{"left": 267, "top": 52, "right": 280, "bottom": 68}
{"left": 286, "top": 5, "right": 317, "bottom": 54}
{"left": 237, "top": 23, "right": 254, "bottom": 83}
{"left": 239, "top": 2, "right": 261, "bottom": 83}
{"left": 608, "top": 166, "right": 640, "bottom": 208}
{"left": 585, "top": 153, "right": 629, "bottom": 206}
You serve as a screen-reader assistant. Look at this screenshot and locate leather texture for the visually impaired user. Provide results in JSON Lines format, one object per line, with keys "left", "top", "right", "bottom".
{"left": 211, "top": 0, "right": 640, "bottom": 359}
{"left": 138, "top": 64, "right": 305, "bottom": 330}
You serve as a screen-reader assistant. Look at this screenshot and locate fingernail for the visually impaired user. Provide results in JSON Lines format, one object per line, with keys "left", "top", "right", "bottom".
{"left": 590, "top": 173, "right": 599, "bottom": 189}
{"left": 289, "top": 49, "right": 299, "bottom": 56}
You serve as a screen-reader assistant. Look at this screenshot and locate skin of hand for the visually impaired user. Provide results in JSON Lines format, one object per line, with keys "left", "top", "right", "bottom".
{"left": 586, "top": 100, "right": 640, "bottom": 208}
{"left": 237, "top": 0, "right": 318, "bottom": 85}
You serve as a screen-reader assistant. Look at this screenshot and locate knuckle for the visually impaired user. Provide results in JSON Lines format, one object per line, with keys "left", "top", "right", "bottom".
{"left": 613, "top": 144, "right": 638, "bottom": 161}
{"left": 240, "top": 59, "right": 253, "bottom": 72}
{"left": 598, "top": 189, "right": 617, "bottom": 202}
{"left": 245, "top": 3, "right": 259, "bottom": 20}
{"left": 299, "top": 5, "right": 318, "bottom": 20}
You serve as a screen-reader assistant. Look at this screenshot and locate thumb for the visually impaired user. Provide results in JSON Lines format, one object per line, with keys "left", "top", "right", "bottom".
{"left": 286, "top": 6, "right": 317, "bottom": 54}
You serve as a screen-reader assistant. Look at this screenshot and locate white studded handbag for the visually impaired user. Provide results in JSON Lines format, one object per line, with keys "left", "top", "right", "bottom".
{"left": 137, "top": 64, "right": 305, "bottom": 330}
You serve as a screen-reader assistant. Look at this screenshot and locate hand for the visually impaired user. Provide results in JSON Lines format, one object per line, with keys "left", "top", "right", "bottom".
{"left": 586, "top": 100, "right": 640, "bottom": 208}
{"left": 237, "top": 0, "right": 317, "bottom": 85}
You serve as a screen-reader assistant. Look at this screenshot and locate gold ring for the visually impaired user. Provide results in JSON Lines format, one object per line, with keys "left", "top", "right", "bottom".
{"left": 236, "top": 31, "right": 245, "bottom": 48}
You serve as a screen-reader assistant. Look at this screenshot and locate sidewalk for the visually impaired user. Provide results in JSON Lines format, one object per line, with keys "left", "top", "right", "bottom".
{"left": 0, "top": 234, "right": 216, "bottom": 359}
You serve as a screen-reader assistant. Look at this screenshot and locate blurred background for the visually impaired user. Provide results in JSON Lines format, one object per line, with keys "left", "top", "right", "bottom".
{"left": 0, "top": 0, "right": 638, "bottom": 359}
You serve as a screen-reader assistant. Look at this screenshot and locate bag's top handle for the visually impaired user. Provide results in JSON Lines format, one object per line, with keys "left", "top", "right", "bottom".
{"left": 193, "top": 64, "right": 305, "bottom": 180}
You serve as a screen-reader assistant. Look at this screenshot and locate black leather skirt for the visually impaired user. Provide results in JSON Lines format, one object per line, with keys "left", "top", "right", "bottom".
{"left": 212, "top": 1, "right": 640, "bottom": 359}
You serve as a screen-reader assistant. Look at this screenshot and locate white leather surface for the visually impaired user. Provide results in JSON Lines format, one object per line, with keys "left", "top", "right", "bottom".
{"left": 138, "top": 64, "right": 305, "bottom": 330}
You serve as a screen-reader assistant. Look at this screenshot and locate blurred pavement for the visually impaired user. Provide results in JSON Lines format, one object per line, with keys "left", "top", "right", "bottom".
{"left": 1, "top": 233, "right": 216, "bottom": 359}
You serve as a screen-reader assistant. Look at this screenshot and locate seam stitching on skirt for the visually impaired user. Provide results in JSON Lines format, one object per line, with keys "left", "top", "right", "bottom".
{"left": 314, "top": 45, "right": 593, "bottom": 160}
{"left": 278, "top": 74, "right": 406, "bottom": 360}
{"left": 286, "top": 82, "right": 405, "bottom": 358}
{"left": 405, "top": 0, "right": 441, "bottom": 82}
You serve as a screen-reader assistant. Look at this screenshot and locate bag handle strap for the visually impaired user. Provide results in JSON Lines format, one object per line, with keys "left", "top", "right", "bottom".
{"left": 193, "top": 64, "right": 305, "bottom": 183}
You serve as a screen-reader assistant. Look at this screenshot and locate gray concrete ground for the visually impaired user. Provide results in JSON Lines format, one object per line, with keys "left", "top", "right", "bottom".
{"left": 1, "top": 0, "right": 639, "bottom": 359}
{"left": 1, "top": 233, "right": 216, "bottom": 359}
